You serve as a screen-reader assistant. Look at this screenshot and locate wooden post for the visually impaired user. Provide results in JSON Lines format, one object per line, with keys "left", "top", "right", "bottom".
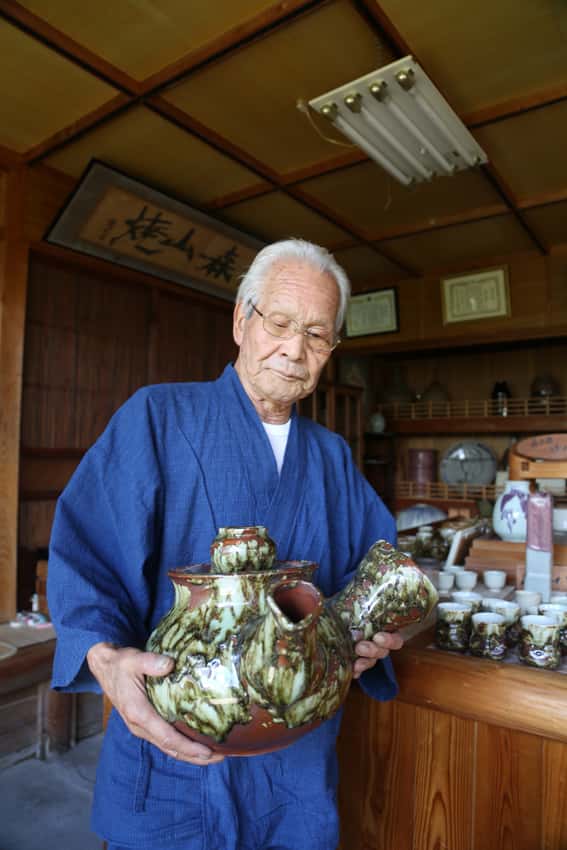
{"left": 0, "top": 168, "right": 30, "bottom": 621}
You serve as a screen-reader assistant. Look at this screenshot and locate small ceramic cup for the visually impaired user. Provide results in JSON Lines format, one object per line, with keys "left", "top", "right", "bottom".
{"left": 515, "top": 590, "right": 542, "bottom": 613}
{"left": 446, "top": 565, "right": 465, "bottom": 575}
{"left": 469, "top": 612, "right": 507, "bottom": 660}
{"left": 481, "top": 598, "right": 521, "bottom": 646}
{"left": 539, "top": 604, "right": 567, "bottom": 655}
{"left": 483, "top": 570, "right": 507, "bottom": 591}
{"left": 435, "top": 602, "right": 471, "bottom": 652}
{"left": 451, "top": 591, "right": 483, "bottom": 614}
{"left": 437, "top": 572, "right": 455, "bottom": 592}
{"left": 455, "top": 570, "right": 478, "bottom": 591}
{"left": 519, "top": 615, "right": 561, "bottom": 669}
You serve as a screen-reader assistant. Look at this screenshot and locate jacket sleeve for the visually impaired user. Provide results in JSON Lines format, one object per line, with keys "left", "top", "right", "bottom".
{"left": 47, "top": 390, "right": 164, "bottom": 692}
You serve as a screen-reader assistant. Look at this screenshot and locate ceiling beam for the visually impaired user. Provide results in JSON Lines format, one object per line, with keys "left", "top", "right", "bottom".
{"left": 465, "top": 84, "right": 567, "bottom": 129}
{"left": 0, "top": 0, "right": 140, "bottom": 94}
{"left": 138, "top": 0, "right": 329, "bottom": 96}
{"left": 24, "top": 94, "right": 133, "bottom": 164}
{"left": 480, "top": 165, "right": 548, "bottom": 255}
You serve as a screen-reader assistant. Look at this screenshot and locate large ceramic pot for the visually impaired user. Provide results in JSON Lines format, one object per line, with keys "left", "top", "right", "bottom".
{"left": 492, "top": 480, "right": 530, "bottom": 542}
{"left": 145, "top": 531, "right": 437, "bottom": 756}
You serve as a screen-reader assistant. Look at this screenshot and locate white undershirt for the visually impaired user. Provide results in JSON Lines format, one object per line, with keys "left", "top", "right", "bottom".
{"left": 262, "top": 419, "right": 291, "bottom": 474}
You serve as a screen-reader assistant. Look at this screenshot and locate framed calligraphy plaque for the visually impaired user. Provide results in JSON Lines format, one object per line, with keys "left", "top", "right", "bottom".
{"left": 441, "top": 267, "right": 510, "bottom": 325}
{"left": 45, "top": 160, "right": 264, "bottom": 301}
{"left": 345, "top": 288, "right": 399, "bottom": 338}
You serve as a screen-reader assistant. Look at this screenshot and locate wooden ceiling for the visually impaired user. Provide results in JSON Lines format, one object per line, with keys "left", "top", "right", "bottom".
{"left": 1, "top": 0, "right": 566, "bottom": 292}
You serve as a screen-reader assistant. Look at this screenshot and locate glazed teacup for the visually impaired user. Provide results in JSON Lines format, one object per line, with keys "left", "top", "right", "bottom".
{"left": 455, "top": 570, "right": 478, "bottom": 591}
{"left": 451, "top": 591, "right": 482, "bottom": 613}
{"left": 446, "top": 565, "right": 465, "bottom": 574}
{"left": 437, "top": 571, "right": 455, "bottom": 592}
{"left": 515, "top": 590, "right": 542, "bottom": 613}
{"left": 481, "top": 598, "right": 521, "bottom": 646}
{"left": 435, "top": 602, "right": 471, "bottom": 652}
{"left": 469, "top": 612, "right": 507, "bottom": 660}
{"left": 539, "top": 604, "right": 567, "bottom": 654}
{"left": 519, "top": 615, "right": 561, "bottom": 669}
{"left": 483, "top": 570, "right": 507, "bottom": 591}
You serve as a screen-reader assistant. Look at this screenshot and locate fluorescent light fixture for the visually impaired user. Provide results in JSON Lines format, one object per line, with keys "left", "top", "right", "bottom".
{"left": 308, "top": 56, "right": 488, "bottom": 186}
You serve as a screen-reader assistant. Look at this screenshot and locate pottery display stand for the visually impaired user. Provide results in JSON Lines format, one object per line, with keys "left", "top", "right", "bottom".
{"left": 464, "top": 537, "right": 567, "bottom": 591}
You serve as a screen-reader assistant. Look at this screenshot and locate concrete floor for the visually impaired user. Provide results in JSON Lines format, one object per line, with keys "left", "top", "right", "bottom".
{"left": 0, "top": 733, "right": 103, "bottom": 850}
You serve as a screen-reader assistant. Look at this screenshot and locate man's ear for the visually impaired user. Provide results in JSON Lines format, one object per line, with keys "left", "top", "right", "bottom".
{"left": 233, "top": 301, "right": 247, "bottom": 346}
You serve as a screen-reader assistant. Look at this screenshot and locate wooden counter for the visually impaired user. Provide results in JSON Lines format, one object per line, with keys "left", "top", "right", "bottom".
{"left": 337, "top": 628, "right": 567, "bottom": 850}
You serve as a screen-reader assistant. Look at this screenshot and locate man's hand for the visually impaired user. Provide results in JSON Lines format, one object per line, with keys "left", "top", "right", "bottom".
{"left": 87, "top": 642, "right": 225, "bottom": 765}
{"left": 352, "top": 631, "right": 404, "bottom": 679}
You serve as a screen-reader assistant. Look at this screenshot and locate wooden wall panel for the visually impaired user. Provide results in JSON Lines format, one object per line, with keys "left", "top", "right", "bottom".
{"left": 413, "top": 707, "right": 475, "bottom": 850}
{"left": 542, "top": 739, "right": 567, "bottom": 850}
{"left": 0, "top": 169, "right": 29, "bottom": 620}
{"left": 74, "top": 273, "right": 150, "bottom": 446}
{"left": 474, "top": 724, "right": 542, "bottom": 850}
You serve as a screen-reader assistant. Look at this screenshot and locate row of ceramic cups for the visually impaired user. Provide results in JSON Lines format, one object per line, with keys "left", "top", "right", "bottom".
{"left": 438, "top": 566, "right": 505, "bottom": 593}
{"left": 436, "top": 594, "right": 567, "bottom": 669}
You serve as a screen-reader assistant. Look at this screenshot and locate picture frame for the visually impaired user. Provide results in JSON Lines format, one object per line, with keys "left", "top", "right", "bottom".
{"left": 441, "top": 266, "right": 510, "bottom": 325}
{"left": 45, "top": 160, "right": 264, "bottom": 302}
{"left": 345, "top": 287, "right": 399, "bottom": 338}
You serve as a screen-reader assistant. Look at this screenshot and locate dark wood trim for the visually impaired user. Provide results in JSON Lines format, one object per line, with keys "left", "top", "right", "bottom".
{"left": 341, "top": 323, "right": 567, "bottom": 355}
{"left": 208, "top": 183, "right": 276, "bottom": 210}
{"left": 30, "top": 241, "right": 235, "bottom": 311}
{"left": 0, "top": 639, "right": 55, "bottom": 696}
{"left": 480, "top": 164, "right": 548, "bottom": 254}
{"left": 281, "top": 149, "right": 368, "bottom": 187}
{"left": 518, "top": 189, "right": 567, "bottom": 211}
{"left": 24, "top": 94, "right": 134, "bottom": 164}
{"left": 289, "top": 185, "right": 419, "bottom": 274}
{"left": 466, "top": 83, "right": 567, "bottom": 129}
{"left": 0, "top": 0, "right": 141, "bottom": 94}
{"left": 351, "top": 0, "right": 411, "bottom": 57}
{"left": 138, "top": 0, "right": 328, "bottom": 95}
{"left": 0, "top": 168, "right": 29, "bottom": 622}
{"left": 0, "top": 143, "right": 22, "bottom": 168}
{"left": 369, "top": 203, "right": 508, "bottom": 242}
{"left": 386, "top": 415, "right": 567, "bottom": 435}
{"left": 146, "top": 96, "right": 281, "bottom": 183}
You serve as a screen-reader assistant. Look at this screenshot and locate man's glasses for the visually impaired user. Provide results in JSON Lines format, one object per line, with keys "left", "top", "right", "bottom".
{"left": 248, "top": 302, "right": 340, "bottom": 354}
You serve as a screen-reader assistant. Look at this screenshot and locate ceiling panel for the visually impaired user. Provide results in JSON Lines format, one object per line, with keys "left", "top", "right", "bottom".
{"left": 0, "top": 23, "right": 116, "bottom": 152}
{"left": 376, "top": 0, "right": 567, "bottom": 115}
{"left": 219, "top": 191, "right": 351, "bottom": 246}
{"left": 474, "top": 101, "right": 567, "bottom": 204}
{"left": 378, "top": 215, "right": 536, "bottom": 273}
{"left": 523, "top": 203, "right": 567, "bottom": 250}
{"left": 45, "top": 106, "right": 266, "bottom": 206}
{"left": 162, "top": 0, "right": 396, "bottom": 175}
{"left": 19, "top": 0, "right": 281, "bottom": 80}
{"left": 333, "top": 244, "right": 406, "bottom": 291}
{"left": 300, "top": 162, "right": 504, "bottom": 240}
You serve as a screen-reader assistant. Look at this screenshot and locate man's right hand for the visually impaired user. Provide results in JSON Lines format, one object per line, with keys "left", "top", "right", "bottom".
{"left": 87, "top": 642, "right": 225, "bottom": 765}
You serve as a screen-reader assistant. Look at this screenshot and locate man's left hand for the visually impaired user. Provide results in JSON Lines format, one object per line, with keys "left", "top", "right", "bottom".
{"left": 353, "top": 631, "right": 404, "bottom": 678}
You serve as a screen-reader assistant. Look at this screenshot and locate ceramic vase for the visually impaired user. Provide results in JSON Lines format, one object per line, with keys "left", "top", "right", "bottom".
{"left": 492, "top": 480, "right": 530, "bottom": 542}
{"left": 145, "top": 531, "right": 437, "bottom": 756}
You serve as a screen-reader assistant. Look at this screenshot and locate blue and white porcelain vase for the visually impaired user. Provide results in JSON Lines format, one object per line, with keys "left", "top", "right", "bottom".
{"left": 492, "top": 480, "right": 530, "bottom": 542}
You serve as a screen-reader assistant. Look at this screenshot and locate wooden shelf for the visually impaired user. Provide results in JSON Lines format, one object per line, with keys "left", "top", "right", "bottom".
{"left": 379, "top": 397, "right": 567, "bottom": 434}
{"left": 395, "top": 480, "right": 502, "bottom": 501}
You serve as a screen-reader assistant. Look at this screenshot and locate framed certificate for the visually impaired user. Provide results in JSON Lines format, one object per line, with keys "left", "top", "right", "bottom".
{"left": 441, "top": 267, "right": 510, "bottom": 325}
{"left": 345, "top": 287, "right": 399, "bottom": 338}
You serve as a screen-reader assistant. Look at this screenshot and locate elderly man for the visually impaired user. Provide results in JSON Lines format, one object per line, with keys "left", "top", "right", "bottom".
{"left": 48, "top": 238, "right": 402, "bottom": 850}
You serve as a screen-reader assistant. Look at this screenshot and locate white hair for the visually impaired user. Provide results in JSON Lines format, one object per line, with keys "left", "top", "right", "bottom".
{"left": 236, "top": 239, "right": 351, "bottom": 333}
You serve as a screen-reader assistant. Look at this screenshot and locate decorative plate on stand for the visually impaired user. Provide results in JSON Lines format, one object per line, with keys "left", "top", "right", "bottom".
{"left": 440, "top": 441, "right": 497, "bottom": 486}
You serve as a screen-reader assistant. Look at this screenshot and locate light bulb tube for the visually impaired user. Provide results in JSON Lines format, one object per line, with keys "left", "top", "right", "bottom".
{"left": 334, "top": 113, "right": 413, "bottom": 185}
{"left": 387, "top": 99, "right": 454, "bottom": 174}
{"left": 361, "top": 104, "right": 432, "bottom": 179}
{"left": 411, "top": 89, "right": 478, "bottom": 166}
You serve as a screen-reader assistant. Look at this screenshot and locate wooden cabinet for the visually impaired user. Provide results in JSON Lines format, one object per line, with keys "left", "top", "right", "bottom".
{"left": 337, "top": 629, "right": 567, "bottom": 850}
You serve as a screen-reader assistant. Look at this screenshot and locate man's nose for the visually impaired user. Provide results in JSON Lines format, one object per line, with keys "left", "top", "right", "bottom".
{"left": 279, "top": 330, "right": 307, "bottom": 358}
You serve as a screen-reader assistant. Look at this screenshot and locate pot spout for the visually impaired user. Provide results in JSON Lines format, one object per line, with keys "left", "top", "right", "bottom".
{"left": 331, "top": 539, "right": 438, "bottom": 641}
{"left": 240, "top": 580, "right": 323, "bottom": 708}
